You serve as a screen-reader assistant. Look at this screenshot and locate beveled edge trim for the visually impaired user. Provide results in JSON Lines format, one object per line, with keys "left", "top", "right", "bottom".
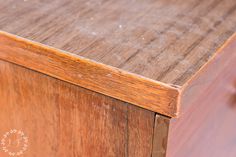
{"left": 0, "top": 31, "right": 180, "bottom": 117}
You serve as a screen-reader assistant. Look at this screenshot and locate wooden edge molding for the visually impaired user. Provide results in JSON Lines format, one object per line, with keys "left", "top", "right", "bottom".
{"left": 180, "top": 32, "right": 236, "bottom": 113}
{"left": 0, "top": 31, "right": 180, "bottom": 117}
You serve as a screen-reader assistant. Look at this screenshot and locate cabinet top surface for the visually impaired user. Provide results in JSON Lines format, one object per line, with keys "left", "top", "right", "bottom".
{"left": 0, "top": 0, "right": 236, "bottom": 86}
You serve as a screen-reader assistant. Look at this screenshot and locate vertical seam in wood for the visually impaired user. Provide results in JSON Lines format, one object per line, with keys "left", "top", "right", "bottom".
{"left": 151, "top": 114, "right": 170, "bottom": 157}
{"left": 125, "top": 104, "right": 129, "bottom": 157}
{"left": 151, "top": 113, "right": 157, "bottom": 157}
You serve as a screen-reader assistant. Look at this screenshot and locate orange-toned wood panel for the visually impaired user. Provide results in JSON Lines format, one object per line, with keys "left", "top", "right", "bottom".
{"left": 0, "top": 31, "right": 179, "bottom": 117}
{"left": 0, "top": 60, "right": 155, "bottom": 157}
{"left": 167, "top": 33, "right": 236, "bottom": 157}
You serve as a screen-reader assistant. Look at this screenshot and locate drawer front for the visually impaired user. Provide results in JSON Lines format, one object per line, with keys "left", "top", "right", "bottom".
{"left": 167, "top": 35, "right": 236, "bottom": 157}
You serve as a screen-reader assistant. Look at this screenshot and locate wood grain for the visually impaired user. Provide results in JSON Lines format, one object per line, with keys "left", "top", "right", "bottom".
{"left": 1, "top": 0, "right": 236, "bottom": 156}
{"left": 167, "top": 32, "right": 236, "bottom": 157}
{"left": 1, "top": 0, "right": 236, "bottom": 117}
{"left": 0, "top": 31, "right": 179, "bottom": 117}
{"left": 0, "top": 0, "right": 235, "bottom": 86}
{"left": 152, "top": 115, "right": 170, "bottom": 157}
{"left": 127, "top": 105, "right": 155, "bottom": 157}
{"left": 0, "top": 60, "right": 156, "bottom": 157}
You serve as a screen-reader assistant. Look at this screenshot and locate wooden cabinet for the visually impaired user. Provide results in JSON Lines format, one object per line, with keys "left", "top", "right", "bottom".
{"left": 0, "top": 0, "right": 235, "bottom": 156}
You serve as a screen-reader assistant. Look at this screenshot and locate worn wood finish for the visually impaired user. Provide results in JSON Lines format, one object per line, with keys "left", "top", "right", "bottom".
{"left": 0, "top": 31, "right": 179, "bottom": 117}
{"left": 0, "top": 0, "right": 236, "bottom": 86}
{"left": 167, "top": 32, "right": 236, "bottom": 157}
{"left": 0, "top": 60, "right": 157, "bottom": 157}
{"left": 0, "top": 0, "right": 236, "bottom": 117}
{"left": 0, "top": 0, "right": 236, "bottom": 156}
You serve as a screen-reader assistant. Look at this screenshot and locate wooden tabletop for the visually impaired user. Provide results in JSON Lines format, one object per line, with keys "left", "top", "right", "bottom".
{"left": 0, "top": 0, "right": 235, "bottom": 117}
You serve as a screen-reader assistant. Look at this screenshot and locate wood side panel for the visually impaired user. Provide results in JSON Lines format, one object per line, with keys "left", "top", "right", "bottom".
{"left": 152, "top": 115, "right": 170, "bottom": 157}
{"left": 0, "top": 60, "right": 156, "bottom": 157}
{"left": 0, "top": 31, "right": 180, "bottom": 117}
{"left": 167, "top": 34, "right": 236, "bottom": 156}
